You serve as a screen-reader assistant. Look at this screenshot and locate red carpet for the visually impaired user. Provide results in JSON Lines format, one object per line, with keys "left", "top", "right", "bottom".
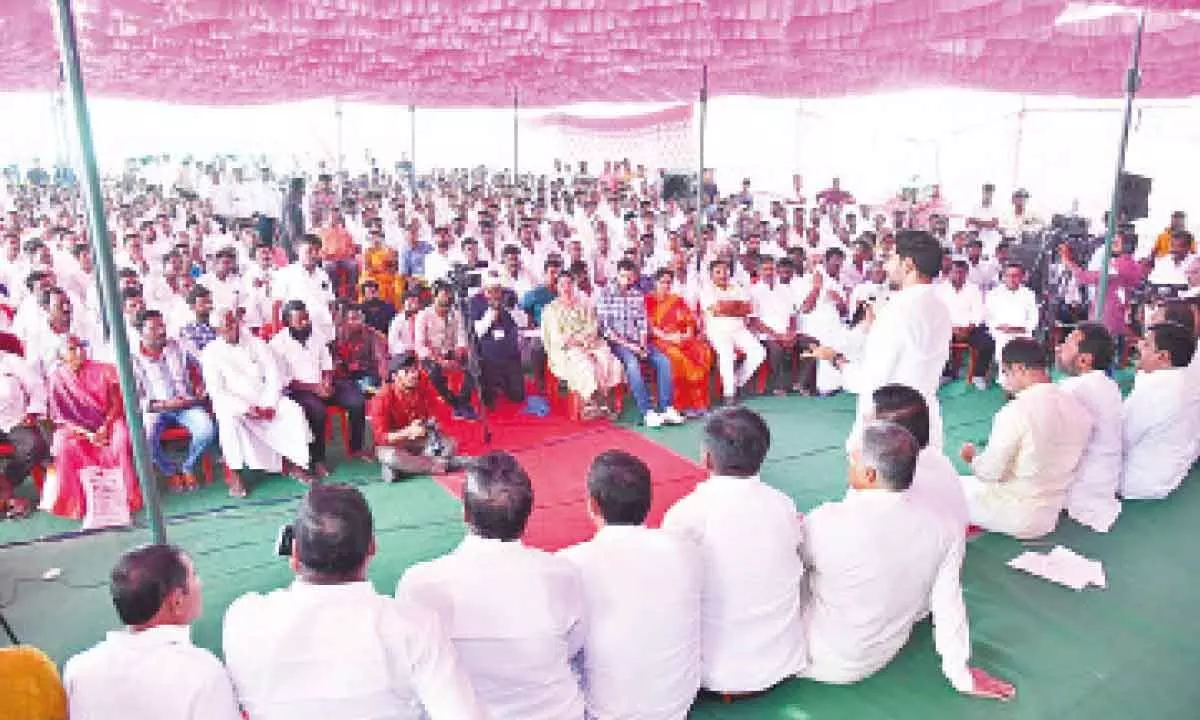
{"left": 435, "top": 405, "right": 707, "bottom": 551}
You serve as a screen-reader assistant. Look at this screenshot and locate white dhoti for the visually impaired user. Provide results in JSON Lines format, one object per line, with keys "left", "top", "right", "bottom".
{"left": 214, "top": 397, "right": 312, "bottom": 472}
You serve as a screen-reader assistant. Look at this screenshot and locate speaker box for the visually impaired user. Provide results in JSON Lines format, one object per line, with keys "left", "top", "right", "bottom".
{"left": 1118, "top": 172, "right": 1151, "bottom": 221}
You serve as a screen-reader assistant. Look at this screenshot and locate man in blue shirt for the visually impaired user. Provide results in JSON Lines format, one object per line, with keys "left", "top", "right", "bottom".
{"left": 520, "top": 255, "right": 563, "bottom": 395}
{"left": 595, "top": 259, "right": 684, "bottom": 428}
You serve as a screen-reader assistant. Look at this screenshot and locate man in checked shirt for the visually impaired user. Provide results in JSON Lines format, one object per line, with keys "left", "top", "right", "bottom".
{"left": 595, "top": 259, "right": 685, "bottom": 428}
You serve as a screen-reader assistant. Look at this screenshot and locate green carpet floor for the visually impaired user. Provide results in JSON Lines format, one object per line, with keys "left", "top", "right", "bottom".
{"left": 2, "top": 379, "right": 1198, "bottom": 719}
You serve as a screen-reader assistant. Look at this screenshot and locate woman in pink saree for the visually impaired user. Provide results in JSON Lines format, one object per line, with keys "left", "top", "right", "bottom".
{"left": 46, "top": 336, "right": 142, "bottom": 520}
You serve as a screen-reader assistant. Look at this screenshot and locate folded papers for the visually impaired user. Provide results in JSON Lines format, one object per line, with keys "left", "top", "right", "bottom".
{"left": 1007, "top": 546, "right": 1106, "bottom": 591}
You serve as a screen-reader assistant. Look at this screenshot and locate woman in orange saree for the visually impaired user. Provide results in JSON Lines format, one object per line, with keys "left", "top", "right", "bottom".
{"left": 359, "top": 228, "right": 403, "bottom": 306}
{"left": 646, "top": 268, "right": 714, "bottom": 414}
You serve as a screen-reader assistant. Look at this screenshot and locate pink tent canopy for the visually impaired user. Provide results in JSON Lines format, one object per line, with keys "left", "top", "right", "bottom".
{"left": 2, "top": 1, "right": 1198, "bottom": 106}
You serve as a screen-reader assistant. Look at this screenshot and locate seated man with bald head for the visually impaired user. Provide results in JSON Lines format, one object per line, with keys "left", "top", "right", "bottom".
{"left": 801, "top": 421, "right": 1014, "bottom": 701}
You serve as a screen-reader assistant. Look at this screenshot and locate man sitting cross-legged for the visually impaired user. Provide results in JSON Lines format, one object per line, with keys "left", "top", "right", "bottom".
{"left": 396, "top": 452, "right": 586, "bottom": 720}
{"left": 661, "top": 407, "right": 806, "bottom": 696}
{"left": 959, "top": 338, "right": 1092, "bottom": 539}
{"left": 201, "top": 305, "right": 312, "bottom": 497}
{"left": 369, "top": 353, "right": 467, "bottom": 481}
{"left": 559, "top": 450, "right": 702, "bottom": 719}
{"left": 801, "top": 421, "right": 1015, "bottom": 701}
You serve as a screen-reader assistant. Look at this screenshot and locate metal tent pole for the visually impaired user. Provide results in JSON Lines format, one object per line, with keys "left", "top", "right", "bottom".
{"left": 49, "top": 0, "right": 167, "bottom": 543}
{"left": 334, "top": 98, "right": 345, "bottom": 175}
{"left": 1012, "top": 95, "right": 1027, "bottom": 188}
{"left": 1096, "top": 9, "right": 1146, "bottom": 320}
{"left": 409, "top": 104, "right": 417, "bottom": 195}
{"left": 513, "top": 89, "right": 520, "bottom": 186}
{"left": 695, "top": 64, "right": 708, "bottom": 241}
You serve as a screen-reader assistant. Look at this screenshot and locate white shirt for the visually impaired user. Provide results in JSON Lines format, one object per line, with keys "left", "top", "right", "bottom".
{"left": 802, "top": 491, "right": 973, "bottom": 692}
{"left": 1059, "top": 371, "right": 1124, "bottom": 531}
{"left": 269, "top": 330, "right": 332, "bottom": 386}
{"left": 396, "top": 534, "right": 587, "bottom": 720}
{"left": 197, "top": 271, "right": 244, "bottom": 312}
{"left": 224, "top": 580, "right": 483, "bottom": 720}
{"left": 966, "top": 259, "right": 999, "bottom": 293}
{"left": 271, "top": 263, "right": 335, "bottom": 343}
{"left": 935, "top": 282, "right": 985, "bottom": 328}
{"left": 64, "top": 625, "right": 242, "bottom": 720}
{"left": 558, "top": 525, "right": 702, "bottom": 720}
{"left": 853, "top": 284, "right": 952, "bottom": 448}
{"left": 750, "top": 280, "right": 797, "bottom": 335}
{"left": 700, "top": 282, "right": 752, "bottom": 338}
{"left": 661, "top": 474, "right": 807, "bottom": 693}
{"left": 0, "top": 350, "right": 45, "bottom": 432}
{"left": 907, "top": 446, "right": 970, "bottom": 531}
{"left": 1121, "top": 367, "right": 1197, "bottom": 500}
{"left": 985, "top": 285, "right": 1038, "bottom": 335}
{"left": 1147, "top": 253, "right": 1195, "bottom": 286}
{"left": 969, "top": 382, "right": 1093, "bottom": 539}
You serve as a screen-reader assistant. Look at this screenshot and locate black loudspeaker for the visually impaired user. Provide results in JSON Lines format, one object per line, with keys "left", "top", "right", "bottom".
{"left": 1118, "top": 172, "right": 1151, "bottom": 221}
{"left": 661, "top": 172, "right": 695, "bottom": 202}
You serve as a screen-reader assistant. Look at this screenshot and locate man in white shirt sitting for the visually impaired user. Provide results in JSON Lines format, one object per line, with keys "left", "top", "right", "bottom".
{"left": 802, "top": 421, "right": 1014, "bottom": 700}
{"left": 1055, "top": 322, "right": 1124, "bottom": 532}
{"left": 749, "top": 255, "right": 802, "bottom": 396}
{"left": 1147, "top": 230, "right": 1196, "bottom": 286}
{"left": 64, "top": 544, "right": 242, "bottom": 720}
{"left": 271, "top": 299, "right": 368, "bottom": 476}
{"left": 396, "top": 452, "right": 586, "bottom": 720}
{"left": 984, "top": 262, "right": 1039, "bottom": 367}
{"left": 271, "top": 235, "right": 336, "bottom": 346}
{"left": 559, "top": 450, "right": 702, "bottom": 720}
{"left": 224, "top": 485, "right": 483, "bottom": 720}
{"left": 959, "top": 338, "right": 1092, "bottom": 539}
{"left": 700, "top": 259, "right": 766, "bottom": 404}
{"left": 661, "top": 407, "right": 807, "bottom": 696}
{"left": 1120, "top": 321, "right": 1198, "bottom": 500}
{"left": 937, "top": 259, "right": 994, "bottom": 389}
{"left": 0, "top": 341, "right": 48, "bottom": 519}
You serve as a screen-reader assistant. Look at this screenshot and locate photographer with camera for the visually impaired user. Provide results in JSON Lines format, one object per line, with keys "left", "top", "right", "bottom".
{"left": 223, "top": 484, "right": 483, "bottom": 719}
{"left": 369, "top": 353, "right": 465, "bottom": 479}
{"left": 415, "top": 282, "right": 478, "bottom": 420}
{"left": 1059, "top": 230, "right": 1144, "bottom": 338}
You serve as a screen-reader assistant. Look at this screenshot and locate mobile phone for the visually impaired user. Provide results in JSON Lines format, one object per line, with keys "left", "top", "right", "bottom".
{"left": 275, "top": 524, "right": 294, "bottom": 557}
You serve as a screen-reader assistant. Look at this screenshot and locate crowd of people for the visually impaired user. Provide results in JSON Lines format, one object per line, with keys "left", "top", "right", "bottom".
{"left": 1, "top": 155, "right": 1199, "bottom": 717}
{"left": 2, "top": 157, "right": 1195, "bottom": 524}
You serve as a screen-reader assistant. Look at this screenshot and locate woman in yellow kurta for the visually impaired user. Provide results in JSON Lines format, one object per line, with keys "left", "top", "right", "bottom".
{"left": 541, "top": 273, "right": 624, "bottom": 419}
{"left": 359, "top": 228, "right": 402, "bottom": 306}
{"left": 646, "top": 268, "right": 714, "bottom": 413}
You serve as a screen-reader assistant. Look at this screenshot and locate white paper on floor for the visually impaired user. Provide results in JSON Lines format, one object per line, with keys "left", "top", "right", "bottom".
{"left": 1007, "top": 545, "right": 1106, "bottom": 591}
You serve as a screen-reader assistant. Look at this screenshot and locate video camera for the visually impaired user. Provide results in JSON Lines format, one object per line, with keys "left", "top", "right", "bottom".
{"left": 446, "top": 261, "right": 486, "bottom": 297}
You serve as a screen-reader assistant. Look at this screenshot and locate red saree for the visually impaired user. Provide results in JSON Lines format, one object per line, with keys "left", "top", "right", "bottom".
{"left": 646, "top": 293, "right": 714, "bottom": 411}
{"left": 47, "top": 361, "right": 143, "bottom": 520}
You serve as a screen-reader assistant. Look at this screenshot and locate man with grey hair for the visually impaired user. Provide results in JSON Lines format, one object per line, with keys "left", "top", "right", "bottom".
{"left": 800, "top": 421, "right": 1014, "bottom": 701}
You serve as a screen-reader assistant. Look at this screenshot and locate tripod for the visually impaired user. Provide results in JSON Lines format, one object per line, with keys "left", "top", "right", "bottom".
{"left": 454, "top": 286, "right": 493, "bottom": 446}
{"left": 0, "top": 608, "right": 19, "bottom": 644}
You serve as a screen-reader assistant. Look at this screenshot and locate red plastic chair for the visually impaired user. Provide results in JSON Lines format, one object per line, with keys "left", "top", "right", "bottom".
{"left": 159, "top": 426, "right": 214, "bottom": 484}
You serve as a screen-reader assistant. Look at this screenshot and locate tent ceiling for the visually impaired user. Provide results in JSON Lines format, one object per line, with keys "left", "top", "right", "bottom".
{"left": 2, "top": 1, "right": 1199, "bottom": 106}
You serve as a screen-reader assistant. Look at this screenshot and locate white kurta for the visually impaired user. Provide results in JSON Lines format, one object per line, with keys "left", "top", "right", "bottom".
{"left": 64, "top": 625, "right": 243, "bottom": 720}
{"left": 962, "top": 382, "right": 1093, "bottom": 539}
{"left": 1059, "top": 371, "right": 1124, "bottom": 531}
{"left": 200, "top": 334, "right": 310, "bottom": 472}
{"left": 661, "top": 474, "right": 807, "bottom": 693}
{"left": 558, "top": 525, "right": 702, "bottom": 720}
{"left": 396, "top": 535, "right": 586, "bottom": 720}
{"left": 852, "top": 283, "right": 952, "bottom": 448}
{"left": 1120, "top": 367, "right": 1197, "bottom": 500}
{"left": 906, "top": 446, "right": 970, "bottom": 531}
{"left": 801, "top": 491, "right": 973, "bottom": 692}
{"left": 984, "top": 285, "right": 1039, "bottom": 364}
